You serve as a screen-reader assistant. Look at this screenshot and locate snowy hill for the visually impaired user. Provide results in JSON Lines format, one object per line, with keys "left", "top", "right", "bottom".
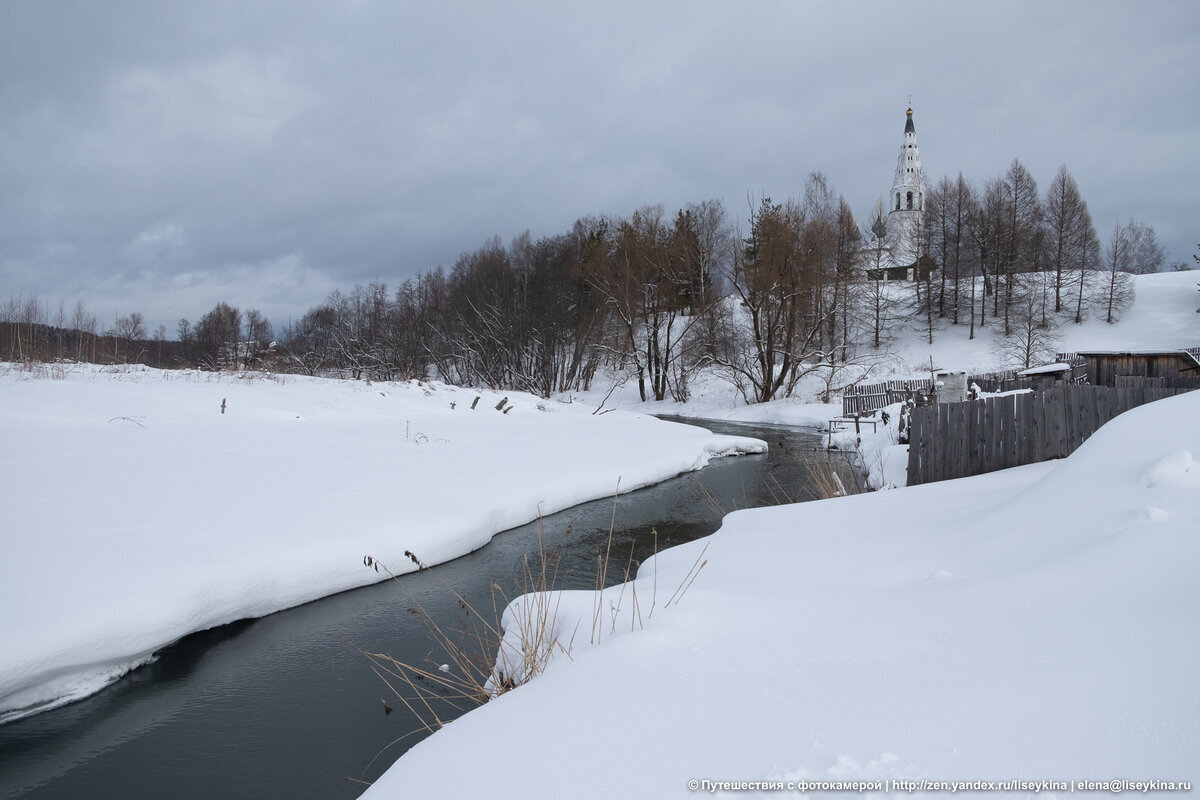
{"left": 888, "top": 270, "right": 1199, "bottom": 376}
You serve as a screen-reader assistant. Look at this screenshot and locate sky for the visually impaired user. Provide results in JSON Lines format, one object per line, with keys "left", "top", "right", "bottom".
{"left": 2, "top": 0, "right": 1197, "bottom": 335}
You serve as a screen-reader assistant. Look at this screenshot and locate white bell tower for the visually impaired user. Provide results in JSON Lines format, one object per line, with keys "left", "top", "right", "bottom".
{"left": 886, "top": 106, "right": 925, "bottom": 266}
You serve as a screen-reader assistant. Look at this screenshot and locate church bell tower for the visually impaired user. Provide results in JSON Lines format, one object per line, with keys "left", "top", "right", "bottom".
{"left": 886, "top": 106, "right": 926, "bottom": 266}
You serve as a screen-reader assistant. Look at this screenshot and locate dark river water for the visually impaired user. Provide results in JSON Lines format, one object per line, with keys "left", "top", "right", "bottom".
{"left": 0, "top": 417, "right": 842, "bottom": 799}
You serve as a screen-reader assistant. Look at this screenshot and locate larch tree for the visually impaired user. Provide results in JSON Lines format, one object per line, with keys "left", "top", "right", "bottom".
{"left": 1043, "top": 165, "right": 1090, "bottom": 314}
{"left": 861, "top": 202, "right": 905, "bottom": 349}
{"left": 1102, "top": 222, "right": 1138, "bottom": 324}
{"left": 1071, "top": 209, "right": 1102, "bottom": 324}
{"left": 999, "top": 159, "right": 1042, "bottom": 337}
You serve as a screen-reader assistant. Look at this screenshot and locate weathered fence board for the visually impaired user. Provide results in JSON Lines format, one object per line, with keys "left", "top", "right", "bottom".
{"left": 907, "top": 384, "right": 1194, "bottom": 486}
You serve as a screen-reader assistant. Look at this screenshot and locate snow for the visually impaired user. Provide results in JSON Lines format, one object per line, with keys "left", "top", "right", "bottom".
{"left": 2, "top": 269, "right": 1198, "bottom": 793}
{"left": 1018, "top": 362, "right": 1071, "bottom": 376}
{"left": 364, "top": 389, "right": 1200, "bottom": 800}
{"left": 0, "top": 365, "right": 763, "bottom": 723}
{"left": 356, "top": 270, "right": 1199, "bottom": 799}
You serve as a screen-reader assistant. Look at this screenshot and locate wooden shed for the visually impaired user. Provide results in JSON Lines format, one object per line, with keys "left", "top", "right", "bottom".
{"left": 1074, "top": 349, "right": 1200, "bottom": 387}
{"left": 1017, "top": 362, "right": 1072, "bottom": 391}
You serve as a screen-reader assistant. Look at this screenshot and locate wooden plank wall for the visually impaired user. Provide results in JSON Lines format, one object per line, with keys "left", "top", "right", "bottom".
{"left": 907, "top": 385, "right": 1191, "bottom": 486}
{"left": 1115, "top": 375, "right": 1200, "bottom": 390}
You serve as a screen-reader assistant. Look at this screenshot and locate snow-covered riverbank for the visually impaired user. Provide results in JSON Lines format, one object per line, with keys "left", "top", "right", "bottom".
{"left": 0, "top": 364, "right": 763, "bottom": 724}
{"left": 365, "top": 389, "right": 1200, "bottom": 799}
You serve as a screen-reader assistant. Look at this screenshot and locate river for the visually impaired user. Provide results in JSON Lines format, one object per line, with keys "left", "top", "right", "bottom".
{"left": 0, "top": 417, "right": 843, "bottom": 799}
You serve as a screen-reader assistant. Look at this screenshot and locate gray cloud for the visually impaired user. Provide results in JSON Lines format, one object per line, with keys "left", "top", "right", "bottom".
{"left": 2, "top": 0, "right": 1197, "bottom": 333}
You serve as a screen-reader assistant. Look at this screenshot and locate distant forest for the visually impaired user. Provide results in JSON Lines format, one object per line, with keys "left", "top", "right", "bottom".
{"left": 3, "top": 162, "right": 1186, "bottom": 403}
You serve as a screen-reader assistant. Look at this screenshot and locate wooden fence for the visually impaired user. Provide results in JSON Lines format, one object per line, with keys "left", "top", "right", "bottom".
{"left": 842, "top": 379, "right": 932, "bottom": 416}
{"left": 906, "top": 384, "right": 1192, "bottom": 486}
{"left": 1115, "top": 375, "right": 1200, "bottom": 390}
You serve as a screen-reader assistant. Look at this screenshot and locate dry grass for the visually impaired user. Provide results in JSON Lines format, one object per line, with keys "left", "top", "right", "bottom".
{"left": 353, "top": 483, "right": 709, "bottom": 785}
{"left": 802, "top": 458, "right": 852, "bottom": 499}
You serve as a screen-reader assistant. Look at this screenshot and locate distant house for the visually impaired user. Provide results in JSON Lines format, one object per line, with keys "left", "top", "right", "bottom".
{"left": 866, "top": 253, "right": 936, "bottom": 282}
{"left": 1071, "top": 349, "right": 1200, "bottom": 387}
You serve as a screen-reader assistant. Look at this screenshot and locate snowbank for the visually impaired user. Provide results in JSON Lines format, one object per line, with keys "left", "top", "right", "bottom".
{"left": 366, "top": 390, "right": 1200, "bottom": 799}
{"left": 0, "top": 364, "right": 764, "bottom": 723}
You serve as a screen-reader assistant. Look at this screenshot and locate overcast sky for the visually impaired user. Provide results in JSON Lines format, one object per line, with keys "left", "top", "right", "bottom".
{"left": 2, "top": 0, "right": 1197, "bottom": 334}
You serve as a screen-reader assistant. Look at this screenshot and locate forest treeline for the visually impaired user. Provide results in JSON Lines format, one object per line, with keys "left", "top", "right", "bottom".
{"left": 3, "top": 161, "right": 1187, "bottom": 403}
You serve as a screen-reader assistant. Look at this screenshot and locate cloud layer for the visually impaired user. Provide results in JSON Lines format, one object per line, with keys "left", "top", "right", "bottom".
{"left": 2, "top": 0, "right": 1196, "bottom": 332}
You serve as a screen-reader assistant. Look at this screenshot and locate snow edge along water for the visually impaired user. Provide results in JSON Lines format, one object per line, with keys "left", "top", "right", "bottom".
{"left": 0, "top": 365, "right": 767, "bottom": 725}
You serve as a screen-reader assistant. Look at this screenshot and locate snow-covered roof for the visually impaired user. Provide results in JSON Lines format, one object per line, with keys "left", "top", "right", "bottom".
{"left": 1018, "top": 362, "right": 1071, "bottom": 376}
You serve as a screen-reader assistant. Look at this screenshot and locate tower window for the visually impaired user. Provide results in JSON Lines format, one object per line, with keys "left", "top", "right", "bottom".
{"left": 906, "top": 191, "right": 913, "bottom": 210}
{"left": 895, "top": 193, "right": 901, "bottom": 211}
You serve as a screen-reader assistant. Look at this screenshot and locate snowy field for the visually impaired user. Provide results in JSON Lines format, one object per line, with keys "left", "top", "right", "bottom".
{"left": 366, "top": 385, "right": 1200, "bottom": 799}
{"left": 0, "top": 366, "right": 763, "bottom": 723}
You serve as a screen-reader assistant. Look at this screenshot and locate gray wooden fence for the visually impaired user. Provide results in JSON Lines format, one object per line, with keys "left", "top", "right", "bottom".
{"left": 842, "top": 379, "right": 932, "bottom": 416}
{"left": 906, "top": 384, "right": 1192, "bottom": 486}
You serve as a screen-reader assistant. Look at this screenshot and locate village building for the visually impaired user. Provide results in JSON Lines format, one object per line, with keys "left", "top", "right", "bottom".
{"left": 1071, "top": 349, "right": 1200, "bottom": 387}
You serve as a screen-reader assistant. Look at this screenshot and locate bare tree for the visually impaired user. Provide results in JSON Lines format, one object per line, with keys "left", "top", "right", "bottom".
{"left": 926, "top": 176, "right": 953, "bottom": 320}
{"left": 709, "top": 188, "right": 842, "bottom": 404}
{"left": 110, "top": 312, "right": 146, "bottom": 363}
{"left": 998, "top": 159, "right": 1041, "bottom": 336}
{"left": 970, "top": 178, "right": 1006, "bottom": 332}
{"left": 577, "top": 207, "right": 707, "bottom": 401}
{"left": 243, "top": 309, "right": 274, "bottom": 368}
{"left": 72, "top": 300, "right": 98, "bottom": 362}
{"left": 1102, "top": 222, "right": 1138, "bottom": 323}
{"left": 1, "top": 295, "right": 47, "bottom": 361}
{"left": 992, "top": 284, "right": 1061, "bottom": 370}
{"left": 111, "top": 312, "right": 146, "bottom": 341}
{"left": 1043, "top": 165, "right": 1090, "bottom": 314}
{"left": 194, "top": 302, "right": 242, "bottom": 369}
{"left": 176, "top": 318, "right": 193, "bottom": 365}
{"left": 1123, "top": 220, "right": 1166, "bottom": 274}
{"left": 861, "top": 202, "right": 906, "bottom": 349}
